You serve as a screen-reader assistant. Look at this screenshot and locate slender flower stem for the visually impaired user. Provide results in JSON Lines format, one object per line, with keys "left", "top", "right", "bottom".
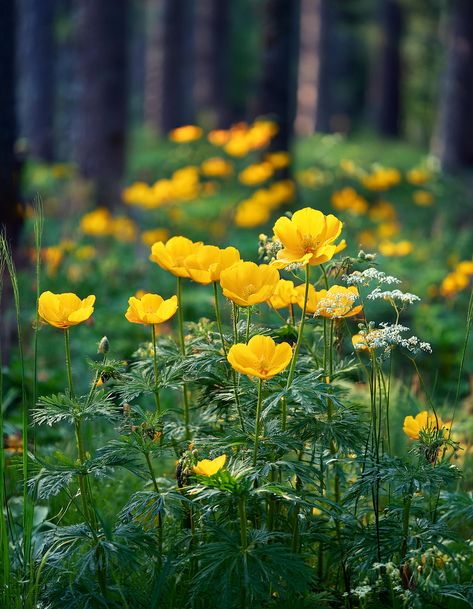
{"left": 252, "top": 379, "right": 264, "bottom": 466}
{"left": 238, "top": 495, "right": 248, "bottom": 609}
{"left": 177, "top": 277, "right": 190, "bottom": 440}
{"left": 286, "top": 265, "right": 311, "bottom": 389}
{"left": 245, "top": 306, "right": 252, "bottom": 342}
{"left": 64, "top": 329, "right": 74, "bottom": 398}
{"left": 213, "top": 282, "right": 227, "bottom": 356}
{"left": 151, "top": 325, "right": 161, "bottom": 416}
{"left": 232, "top": 302, "right": 239, "bottom": 343}
{"left": 230, "top": 302, "right": 246, "bottom": 432}
{"left": 289, "top": 304, "right": 295, "bottom": 327}
{"left": 145, "top": 451, "right": 163, "bottom": 563}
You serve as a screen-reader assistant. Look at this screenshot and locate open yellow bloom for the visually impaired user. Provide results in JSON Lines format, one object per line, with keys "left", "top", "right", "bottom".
{"left": 38, "top": 291, "right": 95, "bottom": 329}
{"left": 352, "top": 333, "right": 369, "bottom": 351}
{"left": 265, "top": 151, "right": 290, "bottom": 169}
{"left": 80, "top": 207, "right": 112, "bottom": 237}
{"left": 272, "top": 208, "right": 343, "bottom": 269}
{"left": 220, "top": 261, "right": 279, "bottom": 307}
{"left": 269, "top": 279, "right": 299, "bottom": 309}
{"left": 234, "top": 200, "right": 271, "bottom": 228}
{"left": 311, "top": 285, "right": 362, "bottom": 319}
{"left": 184, "top": 245, "right": 240, "bottom": 284}
{"left": 227, "top": 335, "right": 292, "bottom": 380}
{"left": 239, "top": 162, "right": 274, "bottom": 186}
{"left": 403, "top": 411, "right": 447, "bottom": 440}
{"left": 413, "top": 190, "right": 434, "bottom": 206}
{"left": 201, "top": 157, "right": 233, "bottom": 177}
{"left": 169, "top": 125, "right": 203, "bottom": 143}
{"left": 125, "top": 293, "right": 178, "bottom": 325}
{"left": 193, "top": 454, "right": 227, "bottom": 476}
{"left": 150, "top": 236, "right": 203, "bottom": 278}
{"left": 379, "top": 240, "right": 413, "bottom": 257}
{"left": 141, "top": 228, "right": 169, "bottom": 247}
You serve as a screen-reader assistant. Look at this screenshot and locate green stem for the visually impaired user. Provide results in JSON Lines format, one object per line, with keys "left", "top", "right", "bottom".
{"left": 286, "top": 265, "right": 310, "bottom": 388}
{"left": 64, "top": 329, "right": 74, "bottom": 398}
{"left": 231, "top": 302, "right": 246, "bottom": 432}
{"left": 252, "top": 379, "right": 264, "bottom": 467}
{"left": 245, "top": 306, "right": 252, "bottom": 342}
{"left": 145, "top": 452, "right": 163, "bottom": 561}
{"left": 151, "top": 325, "right": 161, "bottom": 416}
{"left": 238, "top": 495, "right": 248, "bottom": 609}
{"left": 213, "top": 282, "right": 227, "bottom": 356}
{"left": 281, "top": 397, "right": 287, "bottom": 432}
{"left": 177, "top": 277, "right": 190, "bottom": 440}
{"left": 232, "top": 302, "right": 239, "bottom": 342}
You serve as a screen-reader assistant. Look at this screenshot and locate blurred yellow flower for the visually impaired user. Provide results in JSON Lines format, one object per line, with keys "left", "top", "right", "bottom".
{"left": 112, "top": 216, "right": 138, "bottom": 242}
{"left": 125, "top": 293, "right": 178, "bottom": 325}
{"left": 456, "top": 260, "right": 473, "bottom": 275}
{"left": 339, "top": 159, "right": 357, "bottom": 175}
{"left": 440, "top": 271, "right": 469, "bottom": 297}
{"left": 220, "top": 261, "right": 279, "bottom": 306}
{"left": 201, "top": 157, "right": 233, "bottom": 177}
{"left": 169, "top": 125, "right": 203, "bottom": 143}
{"left": 227, "top": 335, "right": 292, "bottom": 380}
{"left": 265, "top": 151, "right": 290, "bottom": 169}
{"left": 80, "top": 207, "right": 112, "bottom": 237}
{"left": 150, "top": 236, "right": 203, "bottom": 278}
{"left": 184, "top": 245, "right": 240, "bottom": 284}
{"left": 193, "top": 454, "right": 226, "bottom": 476}
{"left": 38, "top": 291, "right": 95, "bottom": 329}
{"left": 406, "top": 167, "right": 431, "bottom": 185}
{"left": 331, "top": 187, "right": 368, "bottom": 215}
{"left": 208, "top": 129, "right": 231, "bottom": 146}
{"left": 361, "top": 167, "right": 401, "bottom": 190}
{"left": 141, "top": 228, "right": 169, "bottom": 247}
{"left": 234, "top": 200, "right": 271, "bottom": 228}
{"left": 269, "top": 279, "right": 299, "bottom": 309}
{"left": 413, "top": 190, "right": 434, "bottom": 206}
{"left": 352, "top": 333, "right": 370, "bottom": 351}
{"left": 42, "top": 246, "right": 63, "bottom": 276}
{"left": 224, "top": 134, "right": 251, "bottom": 157}
{"left": 239, "top": 162, "right": 274, "bottom": 186}
{"left": 403, "top": 411, "right": 447, "bottom": 440}
{"left": 74, "top": 245, "right": 96, "bottom": 260}
{"left": 379, "top": 240, "right": 413, "bottom": 257}
{"left": 358, "top": 229, "right": 377, "bottom": 249}
{"left": 271, "top": 207, "right": 343, "bottom": 269}
{"left": 377, "top": 221, "right": 400, "bottom": 239}
{"left": 368, "top": 200, "right": 397, "bottom": 222}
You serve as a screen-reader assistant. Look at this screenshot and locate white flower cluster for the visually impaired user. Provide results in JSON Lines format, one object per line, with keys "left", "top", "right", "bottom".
{"left": 315, "top": 291, "right": 358, "bottom": 318}
{"left": 367, "top": 287, "right": 421, "bottom": 304}
{"left": 343, "top": 267, "right": 401, "bottom": 287}
{"left": 354, "top": 323, "right": 432, "bottom": 356}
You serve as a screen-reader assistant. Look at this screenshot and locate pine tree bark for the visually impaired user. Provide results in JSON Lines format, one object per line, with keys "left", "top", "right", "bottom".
{"left": 373, "top": 0, "right": 403, "bottom": 137}
{"left": 434, "top": 0, "right": 473, "bottom": 169}
{"left": 257, "top": 0, "right": 299, "bottom": 151}
{"left": 144, "top": 0, "right": 164, "bottom": 133}
{"left": 160, "top": 0, "right": 196, "bottom": 133}
{"left": 0, "top": 0, "right": 22, "bottom": 245}
{"left": 18, "top": 0, "right": 55, "bottom": 161}
{"left": 194, "top": 0, "right": 230, "bottom": 128}
{"left": 74, "top": 0, "right": 129, "bottom": 206}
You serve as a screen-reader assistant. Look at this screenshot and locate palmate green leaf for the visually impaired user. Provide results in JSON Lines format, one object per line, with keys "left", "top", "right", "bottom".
{"left": 190, "top": 527, "right": 313, "bottom": 608}
{"left": 120, "top": 488, "right": 190, "bottom": 528}
{"left": 33, "top": 389, "right": 118, "bottom": 426}
{"left": 28, "top": 452, "right": 81, "bottom": 498}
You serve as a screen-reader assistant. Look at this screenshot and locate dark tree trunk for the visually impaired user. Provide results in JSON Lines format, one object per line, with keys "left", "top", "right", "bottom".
{"left": 0, "top": 0, "right": 22, "bottom": 245}
{"left": 257, "top": 0, "right": 299, "bottom": 151}
{"left": 74, "top": 0, "right": 128, "bottom": 206}
{"left": 144, "top": 0, "right": 164, "bottom": 133}
{"left": 373, "top": 0, "right": 403, "bottom": 137}
{"left": 434, "top": 0, "right": 473, "bottom": 170}
{"left": 194, "top": 0, "right": 230, "bottom": 128}
{"left": 160, "top": 0, "right": 195, "bottom": 133}
{"left": 55, "top": 0, "right": 75, "bottom": 162}
{"left": 18, "top": 0, "right": 55, "bottom": 162}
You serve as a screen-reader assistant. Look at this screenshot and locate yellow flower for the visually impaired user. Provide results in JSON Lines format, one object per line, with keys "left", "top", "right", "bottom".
{"left": 339, "top": 159, "right": 357, "bottom": 175}
{"left": 184, "top": 245, "right": 240, "bottom": 284}
{"left": 74, "top": 245, "right": 96, "bottom": 261}
{"left": 234, "top": 200, "right": 271, "bottom": 228}
{"left": 456, "top": 260, "right": 473, "bottom": 275}
{"left": 294, "top": 283, "right": 319, "bottom": 314}
{"left": 111, "top": 216, "right": 138, "bottom": 242}
{"left": 352, "top": 333, "right": 369, "bottom": 351}
{"left": 80, "top": 207, "right": 112, "bottom": 237}
{"left": 271, "top": 207, "right": 343, "bottom": 269}
{"left": 220, "top": 261, "right": 279, "bottom": 307}
{"left": 239, "top": 162, "right": 274, "bottom": 186}
{"left": 377, "top": 221, "right": 400, "bottom": 239}
{"left": 227, "top": 335, "right": 292, "bottom": 380}
{"left": 193, "top": 454, "right": 227, "bottom": 476}
{"left": 269, "top": 279, "right": 299, "bottom": 309}
{"left": 224, "top": 134, "right": 251, "bottom": 157}
{"left": 208, "top": 129, "right": 231, "bottom": 146}
{"left": 201, "top": 157, "right": 233, "bottom": 177}
{"left": 310, "top": 285, "right": 362, "bottom": 319}
{"left": 169, "top": 125, "right": 203, "bottom": 143}
{"left": 379, "top": 240, "right": 413, "bottom": 257}
{"left": 42, "top": 246, "right": 63, "bottom": 276}
{"left": 141, "top": 228, "right": 169, "bottom": 247}
{"left": 150, "top": 236, "right": 203, "bottom": 278}
{"left": 413, "top": 190, "right": 433, "bottom": 206}
{"left": 407, "top": 167, "right": 431, "bottom": 185}
{"left": 358, "top": 229, "right": 377, "bottom": 249}
{"left": 265, "top": 151, "right": 290, "bottom": 169}
{"left": 361, "top": 167, "right": 401, "bottom": 190}
{"left": 331, "top": 187, "right": 368, "bottom": 215}
{"left": 440, "top": 271, "right": 469, "bottom": 297}
{"left": 125, "top": 293, "right": 178, "bottom": 325}
{"left": 403, "top": 411, "right": 447, "bottom": 440}
{"left": 38, "top": 291, "right": 95, "bottom": 329}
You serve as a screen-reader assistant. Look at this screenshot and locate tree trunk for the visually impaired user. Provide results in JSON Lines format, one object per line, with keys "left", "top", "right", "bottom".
{"left": 18, "top": 0, "right": 55, "bottom": 162}
{"left": 144, "top": 0, "right": 164, "bottom": 133}
{"left": 373, "top": 0, "right": 403, "bottom": 137}
{"left": 161, "top": 0, "right": 195, "bottom": 133}
{"left": 257, "top": 0, "right": 299, "bottom": 151}
{"left": 0, "top": 0, "right": 22, "bottom": 245}
{"left": 434, "top": 0, "right": 473, "bottom": 170}
{"left": 194, "top": 0, "right": 230, "bottom": 128}
{"left": 74, "top": 0, "right": 129, "bottom": 206}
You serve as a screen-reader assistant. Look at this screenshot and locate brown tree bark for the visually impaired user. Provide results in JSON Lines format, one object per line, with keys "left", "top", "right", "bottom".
{"left": 434, "top": 0, "right": 473, "bottom": 169}
{"left": 74, "top": 0, "right": 129, "bottom": 206}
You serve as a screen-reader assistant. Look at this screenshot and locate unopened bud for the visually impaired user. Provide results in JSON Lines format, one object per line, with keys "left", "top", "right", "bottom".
{"left": 98, "top": 336, "right": 109, "bottom": 354}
